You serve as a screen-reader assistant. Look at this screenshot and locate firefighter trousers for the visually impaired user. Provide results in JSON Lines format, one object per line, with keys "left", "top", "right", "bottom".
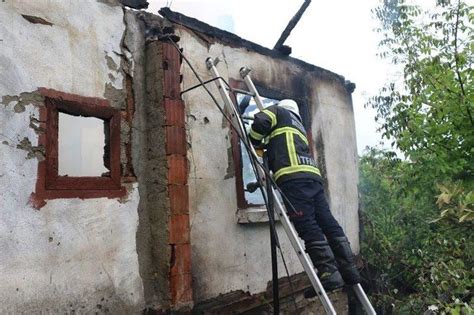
{"left": 279, "top": 178, "right": 346, "bottom": 244}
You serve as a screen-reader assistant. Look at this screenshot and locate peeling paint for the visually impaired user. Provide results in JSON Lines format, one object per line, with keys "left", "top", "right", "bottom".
{"left": 118, "top": 183, "right": 135, "bottom": 203}
{"left": 29, "top": 116, "right": 45, "bottom": 135}
{"left": 1, "top": 95, "right": 19, "bottom": 106}
{"left": 13, "top": 103, "right": 25, "bottom": 113}
{"left": 16, "top": 137, "right": 45, "bottom": 161}
{"left": 105, "top": 54, "right": 119, "bottom": 72}
{"left": 104, "top": 47, "right": 127, "bottom": 110}
{"left": 19, "top": 92, "right": 44, "bottom": 106}
{"left": 103, "top": 82, "right": 126, "bottom": 110}
{"left": 1, "top": 91, "right": 44, "bottom": 109}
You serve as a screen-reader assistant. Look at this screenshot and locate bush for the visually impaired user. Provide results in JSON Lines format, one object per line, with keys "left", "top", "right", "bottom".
{"left": 359, "top": 149, "right": 473, "bottom": 314}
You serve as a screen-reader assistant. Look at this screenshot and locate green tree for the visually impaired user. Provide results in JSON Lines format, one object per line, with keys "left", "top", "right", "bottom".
{"left": 360, "top": 150, "right": 473, "bottom": 313}
{"left": 370, "top": 0, "right": 473, "bottom": 183}
{"left": 359, "top": 0, "right": 474, "bottom": 313}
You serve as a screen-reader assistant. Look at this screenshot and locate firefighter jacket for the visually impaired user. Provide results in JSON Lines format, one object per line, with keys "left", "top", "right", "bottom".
{"left": 249, "top": 105, "right": 322, "bottom": 185}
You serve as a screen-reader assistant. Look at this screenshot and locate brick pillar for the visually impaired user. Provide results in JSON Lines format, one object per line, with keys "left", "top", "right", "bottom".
{"left": 162, "top": 41, "right": 193, "bottom": 309}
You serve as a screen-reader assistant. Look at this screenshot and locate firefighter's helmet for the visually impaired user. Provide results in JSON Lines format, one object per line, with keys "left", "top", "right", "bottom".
{"left": 278, "top": 99, "right": 300, "bottom": 117}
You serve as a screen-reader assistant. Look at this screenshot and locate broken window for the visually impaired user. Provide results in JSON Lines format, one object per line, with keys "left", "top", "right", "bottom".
{"left": 237, "top": 93, "right": 279, "bottom": 207}
{"left": 41, "top": 90, "right": 121, "bottom": 193}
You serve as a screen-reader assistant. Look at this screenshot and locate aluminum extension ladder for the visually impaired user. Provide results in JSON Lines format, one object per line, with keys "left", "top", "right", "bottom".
{"left": 205, "top": 57, "right": 376, "bottom": 315}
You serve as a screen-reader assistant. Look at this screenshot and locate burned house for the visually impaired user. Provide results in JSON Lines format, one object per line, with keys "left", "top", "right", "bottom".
{"left": 0, "top": 1, "right": 359, "bottom": 313}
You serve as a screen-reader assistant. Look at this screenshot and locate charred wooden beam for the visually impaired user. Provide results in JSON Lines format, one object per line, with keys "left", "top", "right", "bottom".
{"left": 273, "top": 0, "right": 311, "bottom": 51}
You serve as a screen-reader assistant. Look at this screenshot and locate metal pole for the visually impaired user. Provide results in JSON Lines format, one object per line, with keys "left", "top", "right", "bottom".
{"left": 240, "top": 67, "right": 265, "bottom": 110}
{"left": 353, "top": 284, "right": 377, "bottom": 315}
{"left": 206, "top": 58, "right": 263, "bottom": 177}
{"left": 206, "top": 58, "right": 241, "bottom": 118}
{"left": 265, "top": 153, "right": 280, "bottom": 314}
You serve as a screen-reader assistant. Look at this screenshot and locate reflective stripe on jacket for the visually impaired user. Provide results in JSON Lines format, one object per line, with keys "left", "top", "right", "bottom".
{"left": 249, "top": 105, "right": 321, "bottom": 184}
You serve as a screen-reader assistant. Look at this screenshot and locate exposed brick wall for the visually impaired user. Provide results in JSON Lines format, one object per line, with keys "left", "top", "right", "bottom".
{"left": 161, "top": 41, "right": 193, "bottom": 309}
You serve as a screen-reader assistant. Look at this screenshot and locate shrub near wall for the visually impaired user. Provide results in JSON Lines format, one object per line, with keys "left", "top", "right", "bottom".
{"left": 359, "top": 150, "right": 473, "bottom": 314}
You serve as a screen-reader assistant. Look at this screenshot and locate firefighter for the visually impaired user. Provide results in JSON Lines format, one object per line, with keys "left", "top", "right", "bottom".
{"left": 249, "top": 99, "right": 361, "bottom": 297}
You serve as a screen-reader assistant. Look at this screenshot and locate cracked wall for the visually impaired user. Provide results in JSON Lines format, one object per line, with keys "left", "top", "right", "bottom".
{"left": 0, "top": 1, "right": 145, "bottom": 313}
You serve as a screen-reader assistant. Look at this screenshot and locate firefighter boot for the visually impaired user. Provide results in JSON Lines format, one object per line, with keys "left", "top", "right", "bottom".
{"left": 304, "top": 240, "right": 344, "bottom": 298}
{"left": 328, "top": 236, "right": 361, "bottom": 285}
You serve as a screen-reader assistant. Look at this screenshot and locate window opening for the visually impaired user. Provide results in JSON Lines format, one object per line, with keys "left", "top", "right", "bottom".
{"left": 237, "top": 94, "right": 279, "bottom": 206}
{"left": 58, "top": 112, "right": 109, "bottom": 177}
{"left": 38, "top": 89, "right": 121, "bottom": 194}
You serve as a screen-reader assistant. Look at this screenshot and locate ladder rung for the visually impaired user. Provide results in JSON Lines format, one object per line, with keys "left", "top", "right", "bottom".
{"left": 225, "top": 87, "right": 255, "bottom": 97}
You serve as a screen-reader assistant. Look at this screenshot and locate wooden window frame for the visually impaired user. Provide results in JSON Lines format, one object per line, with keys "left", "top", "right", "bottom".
{"left": 32, "top": 88, "right": 124, "bottom": 204}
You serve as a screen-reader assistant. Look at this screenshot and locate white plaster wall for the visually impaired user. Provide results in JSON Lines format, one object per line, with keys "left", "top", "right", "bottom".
{"left": 177, "top": 28, "right": 360, "bottom": 302}
{"left": 0, "top": 0, "right": 123, "bottom": 96}
{"left": 0, "top": 1, "right": 144, "bottom": 313}
{"left": 311, "top": 80, "right": 360, "bottom": 252}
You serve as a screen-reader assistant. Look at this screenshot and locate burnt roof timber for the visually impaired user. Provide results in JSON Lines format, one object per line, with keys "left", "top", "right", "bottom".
{"left": 274, "top": 0, "right": 312, "bottom": 50}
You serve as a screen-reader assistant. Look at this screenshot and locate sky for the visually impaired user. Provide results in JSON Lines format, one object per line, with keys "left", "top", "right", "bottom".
{"left": 147, "top": 0, "right": 398, "bottom": 154}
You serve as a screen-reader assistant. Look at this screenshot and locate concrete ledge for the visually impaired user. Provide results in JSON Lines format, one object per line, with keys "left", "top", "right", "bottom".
{"left": 236, "top": 207, "right": 280, "bottom": 224}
